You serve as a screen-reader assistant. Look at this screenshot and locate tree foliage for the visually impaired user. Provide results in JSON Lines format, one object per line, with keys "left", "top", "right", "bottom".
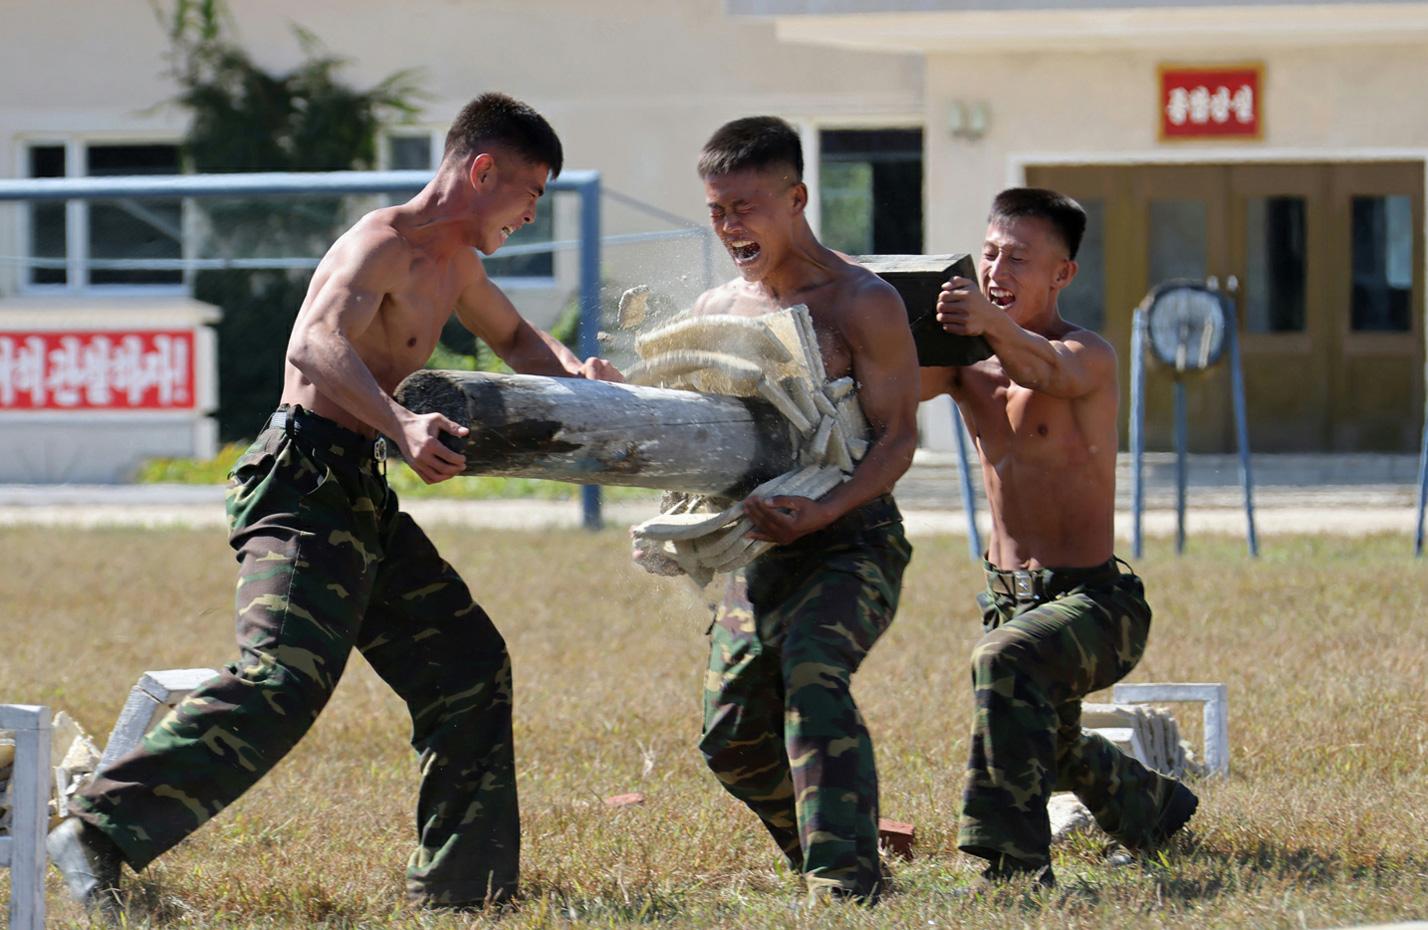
{"left": 157, "top": 0, "right": 425, "bottom": 439}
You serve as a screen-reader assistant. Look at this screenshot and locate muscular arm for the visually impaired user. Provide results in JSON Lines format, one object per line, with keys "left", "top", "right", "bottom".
{"left": 937, "top": 276, "right": 1113, "bottom": 399}
{"left": 456, "top": 258, "right": 620, "bottom": 380}
{"left": 745, "top": 280, "right": 920, "bottom": 544}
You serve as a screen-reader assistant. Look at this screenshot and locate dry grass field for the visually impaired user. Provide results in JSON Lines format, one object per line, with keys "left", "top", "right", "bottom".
{"left": 2, "top": 524, "right": 1426, "bottom": 929}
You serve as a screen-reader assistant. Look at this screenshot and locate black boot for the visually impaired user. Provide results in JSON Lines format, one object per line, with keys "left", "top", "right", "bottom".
{"left": 46, "top": 817, "right": 125, "bottom": 924}
{"left": 1151, "top": 780, "right": 1199, "bottom": 846}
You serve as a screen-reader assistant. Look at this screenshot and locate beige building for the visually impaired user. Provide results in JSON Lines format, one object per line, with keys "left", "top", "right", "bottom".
{"left": 735, "top": 0, "right": 1428, "bottom": 453}
{"left": 1, "top": 0, "right": 1424, "bottom": 481}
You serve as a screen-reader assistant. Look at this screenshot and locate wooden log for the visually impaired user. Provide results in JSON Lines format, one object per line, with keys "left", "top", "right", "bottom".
{"left": 394, "top": 369, "right": 797, "bottom": 497}
{"left": 856, "top": 253, "right": 993, "bottom": 367}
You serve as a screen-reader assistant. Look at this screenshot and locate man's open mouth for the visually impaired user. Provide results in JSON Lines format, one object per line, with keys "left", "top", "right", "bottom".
{"left": 988, "top": 286, "right": 1015, "bottom": 308}
{"left": 729, "top": 239, "right": 761, "bottom": 265}
{"left": 499, "top": 225, "right": 514, "bottom": 243}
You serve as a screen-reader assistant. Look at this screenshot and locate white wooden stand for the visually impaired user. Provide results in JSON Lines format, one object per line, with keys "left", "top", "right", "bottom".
{"left": 97, "top": 669, "right": 218, "bottom": 774}
{"left": 0, "top": 705, "right": 51, "bottom": 930}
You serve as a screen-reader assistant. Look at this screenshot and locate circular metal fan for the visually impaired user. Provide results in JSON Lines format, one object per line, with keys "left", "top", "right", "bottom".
{"left": 1144, "top": 282, "right": 1228, "bottom": 374}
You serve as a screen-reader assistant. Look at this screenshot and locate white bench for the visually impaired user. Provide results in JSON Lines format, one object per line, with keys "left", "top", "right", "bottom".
{"left": 0, "top": 705, "right": 51, "bottom": 930}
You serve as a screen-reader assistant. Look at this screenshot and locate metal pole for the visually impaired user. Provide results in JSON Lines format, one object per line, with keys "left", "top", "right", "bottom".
{"left": 1129, "top": 308, "right": 1147, "bottom": 559}
{"left": 951, "top": 402, "right": 982, "bottom": 560}
{"left": 1224, "top": 297, "right": 1258, "bottom": 557}
{"left": 1417, "top": 408, "right": 1428, "bottom": 557}
{"left": 1174, "top": 379, "right": 1188, "bottom": 555}
{"left": 578, "top": 175, "right": 603, "bottom": 530}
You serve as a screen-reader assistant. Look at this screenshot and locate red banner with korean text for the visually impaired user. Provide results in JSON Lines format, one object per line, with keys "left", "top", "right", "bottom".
{"left": 1160, "top": 64, "right": 1262, "bottom": 140}
{"left": 0, "top": 330, "right": 197, "bottom": 410}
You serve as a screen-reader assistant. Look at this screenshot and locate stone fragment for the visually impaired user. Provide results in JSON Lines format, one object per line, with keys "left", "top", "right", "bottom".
{"left": 617, "top": 285, "right": 650, "bottom": 328}
{"left": 1049, "top": 793, "right": 1096, "bottom": 842}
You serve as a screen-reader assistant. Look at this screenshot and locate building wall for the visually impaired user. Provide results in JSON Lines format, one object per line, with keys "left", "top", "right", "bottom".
{"left": 923, "top": 42, "right": 1428, "bottom": 255}
{"left": 1, "top": 0, "right": 922, "bottom": 238}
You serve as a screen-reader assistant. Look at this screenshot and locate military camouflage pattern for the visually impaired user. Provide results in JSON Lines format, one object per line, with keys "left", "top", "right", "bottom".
{"left": 73, "top": 408, "right": 519, "bottom": 906}
{"left": 957, "top": 560, "right": 1183, "bottom": 869}
{"left": 700, "top": 496, "right": 911, "bottom": 903}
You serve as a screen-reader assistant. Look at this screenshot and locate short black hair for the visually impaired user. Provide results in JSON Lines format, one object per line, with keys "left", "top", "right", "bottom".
{"left": 989, "top": 187, "right": 1087, "bottom": 260}
{"left": 697, "top": 116, "right": 803, "bottom": 181}
{"left": 444, "top": 92, "right": 563, "bottom": 178}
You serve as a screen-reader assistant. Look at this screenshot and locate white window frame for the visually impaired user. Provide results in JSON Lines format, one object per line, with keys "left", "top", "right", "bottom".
{"left": 17, "top": 134, "right": 187, "bottom": 298}
{"left": 790, "top": 115, "right": 925, "bottom": 246}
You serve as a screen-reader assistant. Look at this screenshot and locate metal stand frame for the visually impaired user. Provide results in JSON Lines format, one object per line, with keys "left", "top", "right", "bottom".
{"left": 1129, "top": 293, "right": 1257, "bottom": 557}
{"left": 950, "top": 403, "right": 982, "bottom": 559}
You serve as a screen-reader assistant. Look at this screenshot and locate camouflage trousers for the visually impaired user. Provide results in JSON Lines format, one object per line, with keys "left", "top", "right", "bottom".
{"left": 700, "top": 495, "right": 911, "bottom": 902}
{"left": 957, "top": 558, "right": 1180, "bottom": 869}
{"left": 73, "top": 406, "right": 519, "bottom": 906}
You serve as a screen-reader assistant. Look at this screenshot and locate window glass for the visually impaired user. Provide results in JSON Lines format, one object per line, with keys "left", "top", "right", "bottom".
{"left": 87, "top": 144, "right": 182, "bottom": 286}
{"left": 388, "top": 134, "right": 433, "bottom": 171}
{"left": 1149, "top": 199, "right": 1208, "bottom": 286}
{"left": 819, "top": 128, "right": 922, "bottom": 256}
{"left": 1351, "top": 194, "right": 1413, "bottom": 332}
{"left": 28, "top": 146, "right": 66, "bottom": 285}
{"left": 1059, "top": 198, "right": 1104, "bottom": 332}
{"left": 483, "top": 205, "right": 555, "bottom": 279}
{"left": 820, "top": 161, "right": 873, "bottom": 255}
{"left": 1244, "top": 196, "right": 1306, "bottom": 333}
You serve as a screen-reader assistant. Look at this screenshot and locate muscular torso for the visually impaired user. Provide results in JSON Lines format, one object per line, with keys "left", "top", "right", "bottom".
{"left": 695, "top": 266, "right": 864, "bottom": 381}
{"left": 281, "top": 208, "right": 476, "bottom": 435}
{"left": 950, "top": 358, "right": 1118, "bottom": 570}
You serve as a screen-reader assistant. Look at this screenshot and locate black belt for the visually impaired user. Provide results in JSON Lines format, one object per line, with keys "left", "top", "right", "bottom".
{"left": 264, "top": 406, "right": 389, "bottom": 467}
{"left": 984, "top": 557, "right": 1122, "bottom": 602}
{"left": 787, "top": 494, "right": 901, "bottom": 550}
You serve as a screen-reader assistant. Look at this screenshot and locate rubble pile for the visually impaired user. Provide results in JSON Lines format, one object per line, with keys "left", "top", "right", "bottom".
{"left": 1081, "top": 702, "right": 1208, "bottom": 780}
{"left": 0, "top": 712, "right": 102, "bottom": 836}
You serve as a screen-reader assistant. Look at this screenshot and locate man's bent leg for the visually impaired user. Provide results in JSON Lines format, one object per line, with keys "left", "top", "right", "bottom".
{"left": 698, "top": 571, "right": 802, "bottom": 870}
{"left": 73, "top": 436, "right": 378, "bottom": 870}
{"left": 359, "top": 509, "right": 519, "bottom": 906}
{"left": 958, "top": 587, "right": 1150, "bottom": 870}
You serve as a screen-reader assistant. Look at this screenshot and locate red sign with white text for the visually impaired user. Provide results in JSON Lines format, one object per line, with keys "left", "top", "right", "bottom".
{"left": 1160, "top": 64, "right": 1262, "bottom": 140}
{"left": 0, "top": 330, "right": 196, "bottom": 410}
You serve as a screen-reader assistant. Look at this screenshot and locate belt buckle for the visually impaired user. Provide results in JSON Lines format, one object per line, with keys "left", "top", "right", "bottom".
{"left": 1012, "top": 570, "right": 1036, "bottom": 599}
{"left": 373, "top": 436, "right": 388, "bottom": 464}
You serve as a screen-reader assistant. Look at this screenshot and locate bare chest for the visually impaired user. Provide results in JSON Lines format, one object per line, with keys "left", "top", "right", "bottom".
{"left": 356, "top": 261, "right": 463, "bottom": 391}
{"left": 710, "top": 288, "right": 854, "bottom": 380}
{"left": 954, "top": 366, "right": 1088, "bottom": 468}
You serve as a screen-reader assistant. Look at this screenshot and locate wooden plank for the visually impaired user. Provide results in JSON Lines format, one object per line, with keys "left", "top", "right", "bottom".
{"left": 855, "top": 253, "right": 993, "bottom": 367}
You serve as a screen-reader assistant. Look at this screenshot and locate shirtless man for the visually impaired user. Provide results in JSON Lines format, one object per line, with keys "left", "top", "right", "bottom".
{"left": 921, "top": 187, "right": 1197, "bottom": 893}
{"left": 683, "top": 116, "right": 920, "bottom": 903}
{"left": 48, "top": 92, "right": 618, "bottom": 919}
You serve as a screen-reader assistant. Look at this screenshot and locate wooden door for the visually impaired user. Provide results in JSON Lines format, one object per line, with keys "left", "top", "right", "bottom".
{"left": 1026, "top": 161, "right": 1424, "bottom": 452}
